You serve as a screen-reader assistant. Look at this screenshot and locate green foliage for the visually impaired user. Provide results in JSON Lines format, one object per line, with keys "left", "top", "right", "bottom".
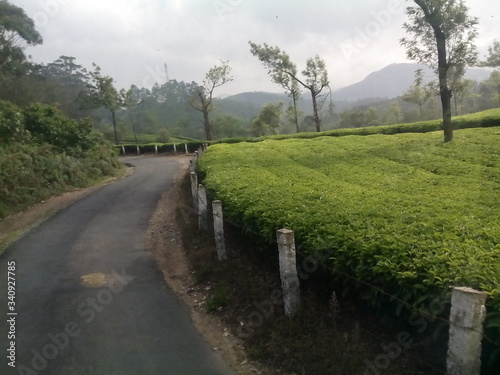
{"left": 22, "top": 103, "right": 103, "bottom": 156}
{"left": 0, "top": 101, "right": 121, "bottom": 218}
{"left": 214, "top": 107, "right": 500, "bottom": 144}
{"left": 199, "top": 127, "right": 500, "bottom": 321}
{"left": 156, "top": 128, "right": 171, "bottom": 143}
{"left": 0, "top": 0, "right": 43, "bottom": 82}
{"left": 205, "top": 285, "right": 231, "bottom": 313}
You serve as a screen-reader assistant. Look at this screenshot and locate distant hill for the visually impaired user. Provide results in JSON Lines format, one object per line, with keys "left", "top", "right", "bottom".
{"left": 331, "top": 63, "right": 492, "bottom": 102}
{"left": 218, "top": 63, "right": 494, "bottom": 118}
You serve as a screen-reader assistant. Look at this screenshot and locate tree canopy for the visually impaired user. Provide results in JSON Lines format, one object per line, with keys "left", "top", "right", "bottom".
{"left": 401, "top": 0, "right": 478, "bottom": 142}
{"left": 0, "top": 0, "right": 42, "bottom": 82}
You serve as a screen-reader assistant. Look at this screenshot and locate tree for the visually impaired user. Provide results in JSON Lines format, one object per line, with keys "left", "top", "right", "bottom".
{"left": 402, "top": 69, "right": 433, "bottom": 119}
{"left": 0, "top": 1, "right": 42, "bottom": 83}
{"left": 482, "top": 70, "right": 500, "bottom": 107}
{"left": 189, "top": 60, "right": 233, "bottom": 141}
{"left": 78, "top": 64, "right": 136, "bottom": 144}
{"left": 251, "top": 102, "right": 284, "bottom": 136}
{"left": 452, "top": 78, "right": 476, "bottom": 115}
{"left": 249, "top": 42, "right": 330, "bottom": 132}
{"left": 387, "top": 101, "right": 404, "bottom": 125}
{"left": 401, "top": 0, "right": 478, "bottom": 142}
{"left": 481, "top": 40, "right": 500, "bottom": 67}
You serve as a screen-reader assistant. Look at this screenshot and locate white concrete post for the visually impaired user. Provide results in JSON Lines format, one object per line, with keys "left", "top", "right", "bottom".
{"left": 184, "top": 143, "right": 188, "bottom": 154}
{"left": 194, "top": 150, "right": 199, "bottom": 160}
{"left": 155, "top": 144, "right": 158, "bottom": 154}
{"left": 136, "top": 145, "right": 140, "bottom": 155}
{"left": 447, "top": 287, "right": 488, "bottom": 375}
{"left": 121, "top": 146, "right": 126, "bottom": 155}
{"left": 190, "top": 172, "right": 198, "bottom": 208}
{"left": 173, "top": 144, "right": 177, "bottom": 154}
{"left": 212, "top": 200, "right": 227, "bottom": 261}
{"left": 198, "top": 184, "right": 208, "bottom": 231}
{"left": 189, "top": 159, "right": 194, "bottom": 173}
{"left": 277, "top": 229, "right": 300, "bottom": 318}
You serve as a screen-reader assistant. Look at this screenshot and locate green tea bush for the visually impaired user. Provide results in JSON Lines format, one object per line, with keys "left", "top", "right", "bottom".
{"left": 198, "top": 127, "right": 500, "bottom": 324}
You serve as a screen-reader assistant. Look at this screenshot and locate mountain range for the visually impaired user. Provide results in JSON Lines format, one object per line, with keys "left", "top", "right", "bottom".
{"left": 217, "top": 63, "right": 494, "bottom": 117}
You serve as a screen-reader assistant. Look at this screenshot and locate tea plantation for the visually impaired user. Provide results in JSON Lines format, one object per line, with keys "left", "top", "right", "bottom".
{"left": 198, "top": 127, "right": 500, "bottom": 323}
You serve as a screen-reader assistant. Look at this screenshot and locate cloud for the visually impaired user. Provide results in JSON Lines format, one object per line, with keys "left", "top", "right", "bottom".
{"left": 15, "top": 0, "right": 500, "bottom": 95}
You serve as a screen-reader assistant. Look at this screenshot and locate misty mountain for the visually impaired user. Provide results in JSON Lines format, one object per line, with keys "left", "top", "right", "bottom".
{"left": 218, "top": 63, "right": 493, "bottom": 119}
{"left": 331, "top": 63, "right": 492, "bottom": 102}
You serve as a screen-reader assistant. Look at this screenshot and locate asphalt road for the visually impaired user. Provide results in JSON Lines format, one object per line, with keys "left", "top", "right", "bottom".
{"left": 0, "top": 156, "right": 234, "bottom": 375}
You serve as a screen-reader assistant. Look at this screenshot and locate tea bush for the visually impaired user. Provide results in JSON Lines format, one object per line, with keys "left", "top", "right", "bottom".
{"left": 198, "top": 127, "right": 500, "bottom": 318}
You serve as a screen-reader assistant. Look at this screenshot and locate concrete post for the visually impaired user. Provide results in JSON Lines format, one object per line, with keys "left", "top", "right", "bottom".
{"left": 184, "top": 143, "right": 188, "bottom": 154}
{"left": 276, "top": 229, "right": 300, "bottom": 318}
{"left": 212, "top": 200, "right": 227, "bottom": 261}
{"left": 190, "top": 172, "right": 198, "bottom": 208}
{"left": 121, "top": 146, "right": 125, "bottom": 155}
{"left": 136, "top": 145, "right": 140, "bottom": 155}
{"left": 447, "top": 287, "right": 488, "bottom": 375}
{"left": 195, "top": 150, "right": 199, "bottom": 160}
{"left": 173, "top": 144, "right": 177, "bottom": 154}
{"left": 198, "top": 184, "right": 208, "bottom": 231}
{"left": 189, "top": 159, "right": 194, "bottom": 173}
{"left": 155, "top": 144, "right": 158, "bottom": 154}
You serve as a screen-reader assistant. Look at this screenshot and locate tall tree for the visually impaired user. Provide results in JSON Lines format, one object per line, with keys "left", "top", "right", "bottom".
{"left": 78, "top": 64, "right": 136, "bottom": 144}
{"left": 0, "top": 0, "right": 42, "bottom": 83}
{"left": 482, "top": 70, "right": 500, "bottom": 107}
{"left": 189, "top": 60, "right": 233, "bottom": 141}
{"left": 251, "top": 101, "right": 284, "bottom": 136}
{"left": 452, "top": 78, "right": 476, "bottom": 115}
{"left": 402, "top": 69, "right": 433, "bottom": 119}
{"left": 249, "top": 42, "right": 330, "bottom": 132}
{"left": 401, "top": 0, "right": 478, "bottom": 142}
{"left": 481, "top": 40, "right": 500, "bottom": 68}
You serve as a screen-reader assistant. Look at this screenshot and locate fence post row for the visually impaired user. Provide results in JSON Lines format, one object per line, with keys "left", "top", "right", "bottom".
{"left": 276, "top": 229, "right": 301, "bottom": 318}
{"left": 212, "top": 200, "right": 227, "bottom": 261}
{"left": 447, "top": 287, "right": 488, "bottom": 375}
{"left": 198, "top": 184, "right": 208, "bottom": 231}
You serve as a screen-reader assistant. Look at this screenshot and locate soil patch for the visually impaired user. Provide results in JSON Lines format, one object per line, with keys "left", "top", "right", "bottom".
{"left": 146, "top": 160, "right": 448, "bottom": 375}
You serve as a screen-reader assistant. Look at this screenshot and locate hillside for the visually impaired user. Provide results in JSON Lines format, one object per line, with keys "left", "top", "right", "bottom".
{"left": 218, "top": 63, "right": 493, "bottom": 118}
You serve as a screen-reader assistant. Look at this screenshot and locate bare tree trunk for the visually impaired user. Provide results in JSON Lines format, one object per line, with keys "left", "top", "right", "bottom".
{"left": 292, "top": 92, "right": 299, "bottom": 133}
{"left": 436, "top": 35, "right": 453, "bottom": 142}
{"left": 311, "top": 91, "right": 321, "bottom": 132}
{"left": 111, "top": 109, "right": 119, "bottom": 145}
{"left": 203, "top": 107, "right": 212, "bottom": 141}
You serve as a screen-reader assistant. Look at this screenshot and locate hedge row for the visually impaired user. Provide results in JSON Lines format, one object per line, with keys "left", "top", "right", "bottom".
{"left": 198, "top": 127, "right": 500, "bottom": 330}
{"left": 215, "top": 108, "right": 500, "bottom": 144}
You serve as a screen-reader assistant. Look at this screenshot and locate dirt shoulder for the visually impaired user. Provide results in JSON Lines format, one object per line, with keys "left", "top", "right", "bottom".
{"left": 0, "top": 166, "right": 134, "bottom": 255}
{"left": 145, "top": 155, "right": 271, "bottom": 375}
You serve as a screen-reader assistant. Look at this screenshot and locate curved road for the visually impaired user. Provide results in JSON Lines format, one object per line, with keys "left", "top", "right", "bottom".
{"left": 0, "top": 156, "right": 233, "bottom": 375}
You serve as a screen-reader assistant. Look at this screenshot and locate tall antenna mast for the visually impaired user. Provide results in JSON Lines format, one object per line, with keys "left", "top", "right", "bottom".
{"left": 164, "top": 63, "right": 169, "bottom": 83}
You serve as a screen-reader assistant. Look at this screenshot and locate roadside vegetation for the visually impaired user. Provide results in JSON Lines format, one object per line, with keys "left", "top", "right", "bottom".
{"left": 0, "top": 101, "right": 122, "bottom": 218}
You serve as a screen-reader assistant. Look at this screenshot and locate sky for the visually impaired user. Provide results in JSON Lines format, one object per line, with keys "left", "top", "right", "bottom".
{"left": 13, "top": 0, "right": 500, "bottom": 96}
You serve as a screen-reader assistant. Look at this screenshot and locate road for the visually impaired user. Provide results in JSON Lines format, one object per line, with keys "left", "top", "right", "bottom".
{"left": 0, "top": 156, "right": 234, "bottom": 375}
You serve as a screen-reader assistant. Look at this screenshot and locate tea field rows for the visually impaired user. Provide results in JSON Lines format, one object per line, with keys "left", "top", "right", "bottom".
{"left": 198, "top": 127, "right": 500, "bottom": 315}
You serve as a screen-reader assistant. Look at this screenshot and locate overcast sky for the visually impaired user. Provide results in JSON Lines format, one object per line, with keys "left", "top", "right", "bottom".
{"left": 14, "top": 0, "right": 500, "bottom": 95}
